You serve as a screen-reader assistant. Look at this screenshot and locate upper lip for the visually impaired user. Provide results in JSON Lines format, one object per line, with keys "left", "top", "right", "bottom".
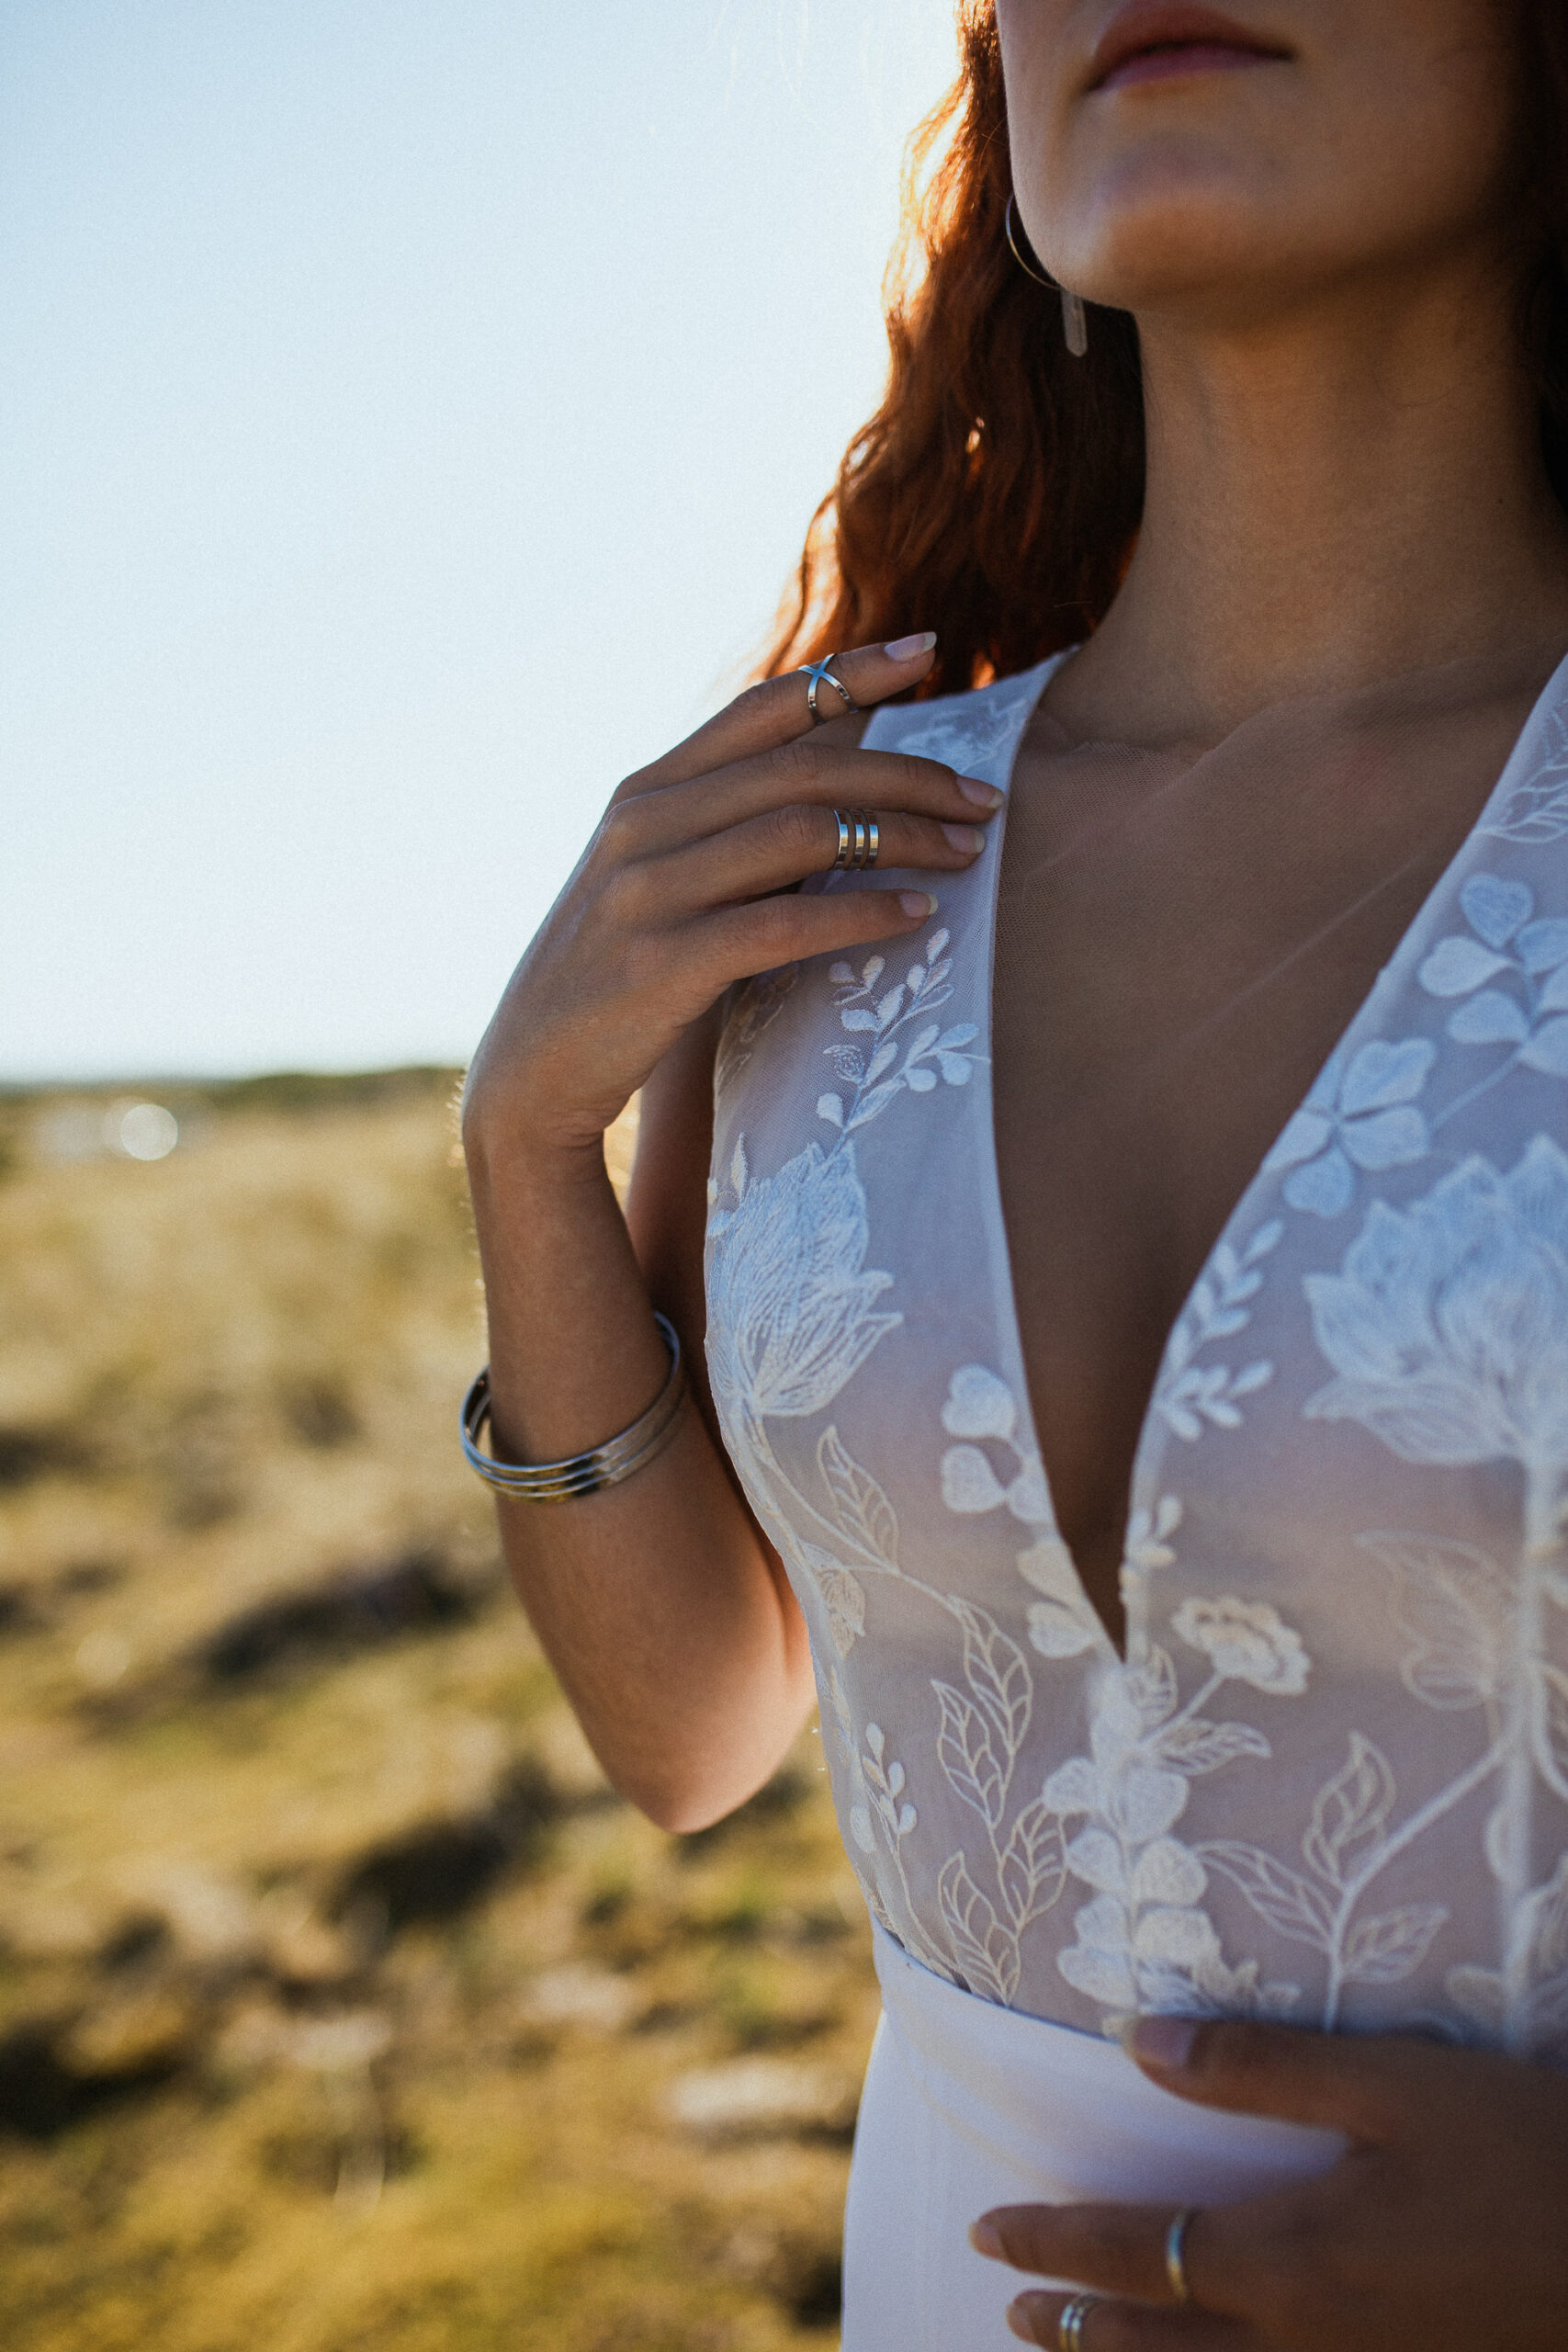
{"left": 1086, "top": 3, "right": 1292, "bottom": 92}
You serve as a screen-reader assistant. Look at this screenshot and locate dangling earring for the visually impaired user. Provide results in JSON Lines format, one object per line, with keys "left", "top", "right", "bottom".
{"left": 1005, "top": 192, "right": 1089, "bottom": 358}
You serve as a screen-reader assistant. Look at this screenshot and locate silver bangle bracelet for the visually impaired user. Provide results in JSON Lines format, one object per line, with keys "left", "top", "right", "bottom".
{"left": 459, "top": 1312, "right": 688, "bottom": 1501}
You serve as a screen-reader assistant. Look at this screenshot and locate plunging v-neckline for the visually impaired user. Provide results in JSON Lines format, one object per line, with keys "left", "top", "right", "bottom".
{"left": 975, "top": 645, "right": 1568, "bottom": 1666}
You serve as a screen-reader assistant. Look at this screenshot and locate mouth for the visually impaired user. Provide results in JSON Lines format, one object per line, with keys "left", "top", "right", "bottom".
{"left": 1087, "top": 3, "right": 1292, "bottom": 96}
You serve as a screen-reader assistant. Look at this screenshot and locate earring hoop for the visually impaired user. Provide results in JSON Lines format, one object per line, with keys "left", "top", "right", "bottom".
{"left": 1004, "top": 193, "right": 1089, "bottom": 358}
{"left": 1004, "top": 191, "right": 1053, "bottom": 287}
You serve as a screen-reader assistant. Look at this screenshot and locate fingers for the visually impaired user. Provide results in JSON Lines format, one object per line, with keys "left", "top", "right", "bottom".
{"left": 624, "top": 736, "right": 1002, "bottom": 852}
{"left": 974, "top": 2204, "right": 1194, "bottom": 2308}
{"left": 1002, "top": 2290, "right": 1252, "bottom": 2350}
{"left": 971, "top": 2170, "right": 1366, "bottom": 2335}
{"left": 649, "top": 799, "right": 984, "bottom": 910}
{"left": 626, "top": 633, "right": 939, "bottom": 795}
{"left": 692, "top": 883, "right": 938, "bottom": 989}
{"left": 1122, "top": 2016, "right": 1403, "bottom": 2143}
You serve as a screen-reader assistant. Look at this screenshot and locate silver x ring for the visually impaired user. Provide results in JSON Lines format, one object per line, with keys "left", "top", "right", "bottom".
{"left": 799, "top": 656, "right": 861, "bottom": 723}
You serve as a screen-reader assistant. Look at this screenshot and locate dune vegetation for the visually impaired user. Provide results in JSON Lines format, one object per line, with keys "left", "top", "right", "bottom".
{"left": 0, "top": 1073, "right": 874, "bottom": 2351}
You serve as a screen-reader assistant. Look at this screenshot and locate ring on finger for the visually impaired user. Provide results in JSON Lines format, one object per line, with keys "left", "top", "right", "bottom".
{"left": 1165, "top": 2208, "right": 1197, "bottom": 2306}
{"left": 1057, "top": 2294, "right": 1101, "bottom": 2352}
{"left": 799, "top": 656, "right": 861, "bottom": 723}
{"left": 829, "top": 807, "right": 879, "bottom": 872}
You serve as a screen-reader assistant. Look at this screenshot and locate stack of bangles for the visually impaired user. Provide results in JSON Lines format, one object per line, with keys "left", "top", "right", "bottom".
{"left": 460, "top": 1312, "right": 688, "bottom": 1500}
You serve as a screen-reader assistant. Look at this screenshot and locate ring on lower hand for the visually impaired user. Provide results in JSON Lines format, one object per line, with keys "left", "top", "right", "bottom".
{"left": 1057, "top": 2293, "right": 1100, "bottom": 2351}
{"left": 1166, "top": 2208, "right": 1197, "bottom": 2305}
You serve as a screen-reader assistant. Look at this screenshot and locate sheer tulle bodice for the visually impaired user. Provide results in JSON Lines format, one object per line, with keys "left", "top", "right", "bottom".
{"left": 704, "top": 649, "right": 1568, "bottom": 2055}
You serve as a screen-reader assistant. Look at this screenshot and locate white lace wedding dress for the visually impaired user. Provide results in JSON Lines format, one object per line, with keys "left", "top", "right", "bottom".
{"left": 703, "top": 647, "right": 1568, "bottom": 2348}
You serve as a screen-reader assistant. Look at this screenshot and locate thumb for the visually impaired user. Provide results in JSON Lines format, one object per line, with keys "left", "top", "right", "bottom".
{"left": 1122, "top": 2014, "right": 1402, "bottom": 2143}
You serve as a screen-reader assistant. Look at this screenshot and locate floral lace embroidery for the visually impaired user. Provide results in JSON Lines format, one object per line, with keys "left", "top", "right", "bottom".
{"left": 705, "top": 662, "right": 1568, "bottom": 2053}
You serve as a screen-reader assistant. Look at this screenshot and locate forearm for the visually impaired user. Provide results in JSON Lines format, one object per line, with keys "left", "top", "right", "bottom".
{"left": 464, "top": 1120, "right": 814, "bottom": 1832}
{"left": 455, "top": 634, "right": 966, "bottom": 1825}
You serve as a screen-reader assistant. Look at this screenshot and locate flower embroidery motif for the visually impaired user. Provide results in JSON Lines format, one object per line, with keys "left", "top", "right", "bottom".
{"left": 1168, "top": 1599, "right": 1310, "bottom": 1695}
{"left": 1303, "top": 1136, "right": 1568, "bottom": 1476}
{"left": 1303, "top": 1141, "right": 1568, "bottom": 2048}
{"left": 706, "top": 1136, "right": 901, "bottom": 1434}
{"left": 1264, "top": 1038, "right": 1435, "bottom": 1216}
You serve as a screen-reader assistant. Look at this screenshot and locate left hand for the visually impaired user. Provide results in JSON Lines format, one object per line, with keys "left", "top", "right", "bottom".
{"left": 971, "top": 2013, "right": 1568, "bottom": 2347}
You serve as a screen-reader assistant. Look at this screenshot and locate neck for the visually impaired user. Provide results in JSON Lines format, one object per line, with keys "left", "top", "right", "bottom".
{"left": 1056, "top": 250, "right": 1568, "bottom": 742}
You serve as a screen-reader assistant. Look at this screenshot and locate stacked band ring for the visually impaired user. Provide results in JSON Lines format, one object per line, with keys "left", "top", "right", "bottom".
{"left": 830, "top": 808, "right": 880, "bottom": 871}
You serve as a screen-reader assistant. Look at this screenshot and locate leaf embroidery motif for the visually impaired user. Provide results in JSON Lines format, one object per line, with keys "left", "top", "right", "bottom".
{"left": 932, "top": 1681, "right": 1007, "bottom": 1827}
{"left": 1154, "top": 1224, "right": 1280, "bottom": 1441}
{"left": 1198, "top": 1843, "right": 1336, "bottom": 1951}
{"left": 1341, "top": 1905, "right": 1449, "bottom": 1984}
{"left": 1303, "top": 1736, "right": 1395, "bottom": 1888}
{"left": 953, "top": 1600, "right": 1032, "bottom": 1762}
{"left": 1000, "top": 1801, "right": 1067, "bottom": 1929}
{"left": 817, "top": 1425, "right": 899, "bottom": 1566}
{"left": 937, "top": 1854, "right": 1021, "bottom": 2004}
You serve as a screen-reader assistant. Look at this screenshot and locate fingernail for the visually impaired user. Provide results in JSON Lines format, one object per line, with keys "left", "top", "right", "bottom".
{"left": 958, "top": 777, "right": 1004, "bottom": 807}
{"left": 1122, "top": 2014, "right": 1198, "bottom": 2072}
{"left": 884, "top": 630, "right": 937, "bottom": 662}
{"left": 942, "top": 823, "right": 984, "bottom": 854}
{"left": 969, "top": 2220, "right": 1004, "bottom": 2261}
{"left": 899, "top": 890, "right": 936, "bottom": 917}
{"left": 1006, "top": 2298, "right": 1043, "bottom": 2344}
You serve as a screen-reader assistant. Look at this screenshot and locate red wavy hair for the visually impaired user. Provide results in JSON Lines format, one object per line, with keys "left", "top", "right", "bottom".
{"left": 765, "top": 0, "right": 1568, "bottom": 702}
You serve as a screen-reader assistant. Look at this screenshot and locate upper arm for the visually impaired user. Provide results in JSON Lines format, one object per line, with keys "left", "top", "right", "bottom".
{"left": 626, "top": 1004, "right": 799, "bottom": 1609}
{"left": 624, "top": 1004, "right": 722, "bottom": 1417}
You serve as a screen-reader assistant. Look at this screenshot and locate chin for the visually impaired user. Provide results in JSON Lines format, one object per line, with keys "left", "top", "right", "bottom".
{"left": 1058, "top": 153, "right": 1309, "bottom": 315}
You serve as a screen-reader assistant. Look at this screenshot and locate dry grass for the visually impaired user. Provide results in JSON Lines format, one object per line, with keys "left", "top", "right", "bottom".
{"left": 0, "top": 1074, "right": 874, "bottom": 2350}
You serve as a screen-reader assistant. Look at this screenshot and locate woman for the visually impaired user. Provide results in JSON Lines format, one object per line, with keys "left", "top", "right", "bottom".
{"left": 462, "top": 3, "right": 1568, "bottom": 2345}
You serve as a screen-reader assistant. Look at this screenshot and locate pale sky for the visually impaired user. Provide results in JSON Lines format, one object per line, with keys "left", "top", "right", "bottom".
{"left": 3, "top": 0, "right": 960, "bottom": 1080}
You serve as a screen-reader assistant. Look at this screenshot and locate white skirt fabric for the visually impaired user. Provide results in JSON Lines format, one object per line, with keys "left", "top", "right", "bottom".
{"left": 841, "top": 1926, "right": 1347, "bottom": 2352}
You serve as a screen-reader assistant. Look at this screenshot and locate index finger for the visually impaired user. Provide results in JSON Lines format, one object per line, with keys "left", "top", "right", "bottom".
{"left": 972, "top": 2178, "right": 1344, "bottom": 2324}
{"left": 626, "top": 632, "right": 939, "bottom": 795}
{"left": 973, "top": 2200, "right": 1212, "bottom": 2311}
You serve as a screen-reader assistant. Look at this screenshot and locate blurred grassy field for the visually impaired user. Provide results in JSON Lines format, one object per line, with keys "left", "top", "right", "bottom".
{"left": 0, "top": 1073, "right": 875, "bottom": 2351}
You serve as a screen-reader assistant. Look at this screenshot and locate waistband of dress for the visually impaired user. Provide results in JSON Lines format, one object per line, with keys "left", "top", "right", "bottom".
{"left": 869, "top": 1919, "right": 1346, "bottom": 2204}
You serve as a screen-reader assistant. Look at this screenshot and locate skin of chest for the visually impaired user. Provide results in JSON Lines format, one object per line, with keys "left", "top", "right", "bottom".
{"left": 989, "top": 657, "right": 1561, "bottom": 1635}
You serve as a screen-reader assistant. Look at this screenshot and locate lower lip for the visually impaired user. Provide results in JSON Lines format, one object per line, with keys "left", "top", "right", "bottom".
{"left": 1097, "top": 42, "right": 1280, "bottom": 93}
